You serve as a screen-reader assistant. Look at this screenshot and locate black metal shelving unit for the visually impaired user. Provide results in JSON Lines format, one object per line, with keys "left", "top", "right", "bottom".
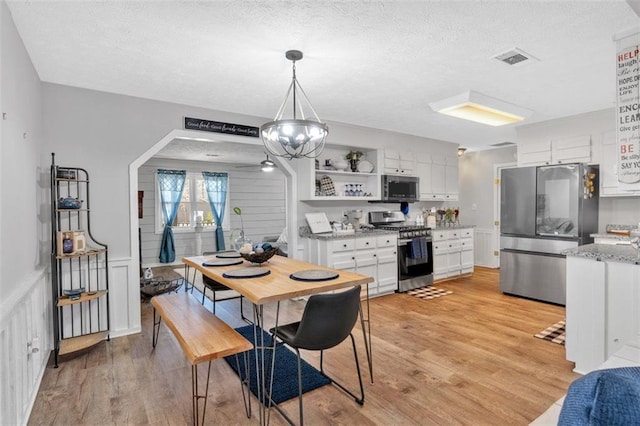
{"left": 50, "top": 153, "right": 110, "bottom": 367}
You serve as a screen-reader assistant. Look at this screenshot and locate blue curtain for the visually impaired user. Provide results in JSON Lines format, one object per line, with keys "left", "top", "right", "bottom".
{"left": 202, "top": 171, "right": 228, "bottom": 251}
{"left": 157, "top": 169, "right": 186, "bottom": 263}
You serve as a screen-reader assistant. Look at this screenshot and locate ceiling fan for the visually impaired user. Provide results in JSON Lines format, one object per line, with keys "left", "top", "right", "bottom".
{"left": 235, "top": 153, "right": 278, "bottom": 172}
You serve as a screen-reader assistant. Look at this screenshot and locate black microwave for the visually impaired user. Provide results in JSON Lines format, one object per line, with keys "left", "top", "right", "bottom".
{"left": 380, "top": 175, "right": 419, "bottom": 202}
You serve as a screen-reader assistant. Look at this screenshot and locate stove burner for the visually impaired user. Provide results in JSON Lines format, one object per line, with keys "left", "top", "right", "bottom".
{"left": 373, "top": 224, "right": 432, "bottom": 239}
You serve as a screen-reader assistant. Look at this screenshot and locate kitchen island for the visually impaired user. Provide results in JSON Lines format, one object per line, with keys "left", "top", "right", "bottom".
{"left": 564, "top": 243, "right": 640, "bottom": 374}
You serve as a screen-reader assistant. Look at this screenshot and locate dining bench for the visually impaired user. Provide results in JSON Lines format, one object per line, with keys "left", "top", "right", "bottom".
{"left": 151, "top": 292, "right": 253, "bottom": 425}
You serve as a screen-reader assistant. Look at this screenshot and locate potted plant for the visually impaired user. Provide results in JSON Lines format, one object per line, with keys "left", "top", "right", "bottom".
{"left": 345, "top": 150, "right": 364, "bottom": 172}
{"left": 231, "top": 207, "right": 250, "bottom": 249}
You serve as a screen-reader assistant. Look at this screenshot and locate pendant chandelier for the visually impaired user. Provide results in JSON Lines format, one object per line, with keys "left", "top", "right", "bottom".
{"left": 261, "top": 50, "right": 328, "bottom": 159}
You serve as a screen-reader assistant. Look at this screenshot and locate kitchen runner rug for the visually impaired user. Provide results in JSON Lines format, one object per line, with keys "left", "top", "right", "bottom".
{"left": 534, "top": 320, "right": 566, "bottom": 345}
{"left": 224, "top": 325, "right": 331, "bottom": 404}
{"left": 406, "top": 286, "right": 453, "bottom": 300}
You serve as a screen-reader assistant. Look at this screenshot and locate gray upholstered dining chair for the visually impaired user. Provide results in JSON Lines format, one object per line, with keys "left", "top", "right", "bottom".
{"left": 269, "top": 285, "right": 364, "bottom": 425}
{"left": 201, "top": 251, "right": 246, "bottom": 320}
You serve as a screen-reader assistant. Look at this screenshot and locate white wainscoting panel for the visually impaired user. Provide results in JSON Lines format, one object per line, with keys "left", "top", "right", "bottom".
{"left": 474, "top": 228, "right": 498, "bottom": 268}
{"left": 109, "top": 258, "right": 141, "bottom": 338}
{"left": 0, "top": 269, "right": 51, "bottom": 426}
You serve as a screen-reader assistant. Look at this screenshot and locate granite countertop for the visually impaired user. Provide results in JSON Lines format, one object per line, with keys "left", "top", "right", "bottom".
{"left": 432, "top": 224, "right": 476, "bottom": 230}
{"left": 299, "top": 227, "right": 397, "bottom": 240}
{"left": 590, "top": 233, "right": 631, "bottom": 242}
{"left": 563, "top": 243, "right": 640, "bottom": 265}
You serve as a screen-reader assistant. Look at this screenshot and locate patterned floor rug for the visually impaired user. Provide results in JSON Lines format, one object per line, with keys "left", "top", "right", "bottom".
{"left": 534, "top": 320, "right": 566, "bottom": 345}
{"left": 406, "top": 286, "right": 453, "bottom": 300}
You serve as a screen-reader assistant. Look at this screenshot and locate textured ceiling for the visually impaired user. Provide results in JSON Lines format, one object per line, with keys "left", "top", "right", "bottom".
{"left": 6, "top": 0, "right": 640, "bottom": 162}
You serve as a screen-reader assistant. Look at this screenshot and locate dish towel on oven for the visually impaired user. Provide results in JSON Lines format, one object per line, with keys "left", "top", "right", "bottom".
{"left": 409, "top": 237, "right": 428, "bottom": 259}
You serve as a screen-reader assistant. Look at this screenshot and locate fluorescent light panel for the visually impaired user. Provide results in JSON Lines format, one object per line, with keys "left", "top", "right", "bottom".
{"left": 430, "top": 91, "right": 533, "bottom": 126}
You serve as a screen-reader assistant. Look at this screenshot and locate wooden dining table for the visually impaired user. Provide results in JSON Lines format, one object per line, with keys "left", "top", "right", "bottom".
{"left": 181, "top": 253, "right": 375, "bottom": 425}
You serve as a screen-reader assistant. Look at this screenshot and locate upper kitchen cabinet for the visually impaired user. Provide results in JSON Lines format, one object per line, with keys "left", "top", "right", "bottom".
{"left": 518, "top": 135, "right": 592, "bottom": 166}
{"left": 383, "top": 149, "right": 415, "bottom": 175}
{"left": 298, "top": 146, "right": 381, "bottom": 201}
{"left": 417, "top": 155, "right": 458, "bottom": 201}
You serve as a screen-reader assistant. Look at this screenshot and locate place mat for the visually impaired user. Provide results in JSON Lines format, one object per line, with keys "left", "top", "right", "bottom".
{"left": 216, "top": 252, "right": 242, "bottom": 259}
{"left": 406, "top": 286, "right": 453, "bottom": 300}
{"left": 202, "top": 258, "right": 243, "bottom": 267}
{"left": 534, "top": 319, "right": 566, "bottom": 345}
{"left": 290, "top": 269, "right": 339, "bottom": 282}
{"left": 223, "top": 267, "right": 271, "bottom": 279}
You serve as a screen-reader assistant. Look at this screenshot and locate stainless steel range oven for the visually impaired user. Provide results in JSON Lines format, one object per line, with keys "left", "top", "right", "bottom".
{"left": 369, "top": 211, "right": 434, "bottom": 292}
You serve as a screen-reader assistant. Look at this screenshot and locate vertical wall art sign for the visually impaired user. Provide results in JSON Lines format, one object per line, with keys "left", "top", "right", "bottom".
{"left": 615, "top": 32, "right": 640, "bottom": 187}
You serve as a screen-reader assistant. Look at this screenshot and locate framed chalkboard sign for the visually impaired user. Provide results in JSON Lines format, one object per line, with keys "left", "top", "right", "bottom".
{"left": 184, "top": 117, "right": 259, "bottom": 138}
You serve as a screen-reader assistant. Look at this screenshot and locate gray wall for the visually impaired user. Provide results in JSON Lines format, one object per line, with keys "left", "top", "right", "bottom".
{"left": 139, "top": 158, "right": 285, "bottom": 265}
{"left": 1, "top": 1, "right": 50, "bottom": 424}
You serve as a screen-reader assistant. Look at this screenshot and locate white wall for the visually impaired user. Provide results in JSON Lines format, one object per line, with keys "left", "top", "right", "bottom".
{"left": 517, "top": 108, "right": 640, "bottom": 229}
{"left": 0, "top": 2, "right": 50, "bottom": 424}
{"left": 459, "top": 146, "right": 518, "bottom": 267}
{"left": 138, "top": 158, "right": 285, "bottom": 265}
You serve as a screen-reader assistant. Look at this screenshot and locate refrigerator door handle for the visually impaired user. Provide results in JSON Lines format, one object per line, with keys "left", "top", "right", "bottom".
{"left": 500, "top": 248, "right": 566, "bottom": 258}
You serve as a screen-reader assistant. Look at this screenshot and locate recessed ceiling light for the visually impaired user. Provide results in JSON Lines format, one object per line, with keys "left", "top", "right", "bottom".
{"left": 429, "top": 91, "right": 533, "bottom": 126}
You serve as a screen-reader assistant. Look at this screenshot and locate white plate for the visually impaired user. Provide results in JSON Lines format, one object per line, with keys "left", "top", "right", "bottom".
{"left": 358, "top": 160, "right": 374, "bottom": 173}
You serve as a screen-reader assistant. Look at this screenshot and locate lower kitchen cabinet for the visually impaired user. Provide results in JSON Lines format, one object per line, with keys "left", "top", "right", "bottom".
{"left": 432, "top": 227, "right": 474, "bottom": 281}
{"left": 566, "top": 255, "right": 640, "bottom": 374}
{"left": 303, "top": 233, "right": 398, "bottom": 298}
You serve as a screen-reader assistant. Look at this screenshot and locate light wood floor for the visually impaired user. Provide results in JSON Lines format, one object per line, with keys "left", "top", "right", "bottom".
{"left": 29, "top": 268, "right": 577, "bottom": 425}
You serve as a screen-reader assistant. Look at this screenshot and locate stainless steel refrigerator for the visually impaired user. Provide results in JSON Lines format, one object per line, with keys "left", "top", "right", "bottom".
{"left": 499, "top": 163, "right": 599, "bottom": 305}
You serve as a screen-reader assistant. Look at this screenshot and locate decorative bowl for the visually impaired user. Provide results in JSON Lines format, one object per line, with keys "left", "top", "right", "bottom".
{"left": 63, "top": 287, "right": 85, "bottom": 296}
{"left": 240, "top": 248, "right": 278, "bottom": 264}
{"left": 331, "top": 159, "right": 348, "bottom": 171}
{"left": 58, "top": 197, "right": 83, "bottom": 209}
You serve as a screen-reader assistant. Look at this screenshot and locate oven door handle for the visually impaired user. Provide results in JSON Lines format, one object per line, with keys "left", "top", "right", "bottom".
{"left": 398, "top": 238, "right": 432, "bottom": 245}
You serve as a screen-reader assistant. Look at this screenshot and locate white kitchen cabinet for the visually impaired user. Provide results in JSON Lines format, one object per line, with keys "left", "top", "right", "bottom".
{"left": 416, "top": 158, "right": 434, "bottom": 200}
{"left": 444, "top": 156, "right": 459, "bottom": 201}
{"left": 432, "top": 228, "right": 474, "bottom": 281}
{"left": 566, "top": 255, "right": 640, "bottom": 374}
{"left": 551, "top": 135, "right": 592, "bottom": 164}
{"left": 376, "top": 235, "right": 398, "bottom": 295}
{"left": 383, "top": 149, "right": 415, "bottom": 176}
{"left": 298, "top": 146, "right": 381, "bottom": 201}
{"left": 304, "top": 233, "right": 398, "bottom": 298}
{"left": 518, "top": 141, "right": 551, "bottom": 166}
{"left": 429, "top": 155, "right": 447, "bottom": 200}
{"left": 517, "top": 136, "right": 591, "bottom": 166}
{"left": 460, "top": 228, "right": 474, "bottom": 274}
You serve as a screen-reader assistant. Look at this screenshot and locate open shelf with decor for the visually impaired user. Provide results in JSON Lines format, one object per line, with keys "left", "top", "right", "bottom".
{"left": 50, "top": 153, "right": 110, "bottom": 367}
{"left": 299, "top": 146, "right": 381, "bottom": 201}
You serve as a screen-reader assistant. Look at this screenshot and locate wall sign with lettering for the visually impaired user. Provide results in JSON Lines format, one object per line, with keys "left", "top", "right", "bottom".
{"left": 184, "top": 117, "right": 259, "bottom": 138}
{"left": 616, "top": 38, "right": 640, "bottom": 187}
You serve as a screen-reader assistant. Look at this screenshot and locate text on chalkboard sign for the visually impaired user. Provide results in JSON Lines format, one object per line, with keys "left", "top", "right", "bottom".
{"left": 184, "top": 117, "right": 259, "bottom": 138}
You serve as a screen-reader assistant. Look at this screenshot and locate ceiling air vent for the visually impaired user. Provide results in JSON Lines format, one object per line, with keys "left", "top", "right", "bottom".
{"left": 493, "top": 48, "right": 538, "bottom": 67}
{"left": 491, "top": 142, "right": 516, "bottom": 147}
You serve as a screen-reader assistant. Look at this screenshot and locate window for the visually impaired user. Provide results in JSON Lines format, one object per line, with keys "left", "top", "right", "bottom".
{"left": 155, "top": 172, "right": 230, "bottom": 233}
